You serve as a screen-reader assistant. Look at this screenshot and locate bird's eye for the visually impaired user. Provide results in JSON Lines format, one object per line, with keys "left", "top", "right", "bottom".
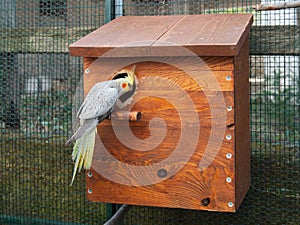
{"left": 128, "top": 83, "right": 131, "bottom": 87}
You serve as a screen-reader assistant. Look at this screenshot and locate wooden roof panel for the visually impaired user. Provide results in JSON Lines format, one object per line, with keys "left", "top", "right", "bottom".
{"left": 70, "top": 14, "right": 253, "bottom": 57}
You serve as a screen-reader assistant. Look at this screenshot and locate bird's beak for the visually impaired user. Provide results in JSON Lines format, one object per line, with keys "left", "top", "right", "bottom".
{"left": 129, "top": 66, "right": 136, "bottom": 91}
{"left": 129, "top": 83, "right": 134, "bottom": 91}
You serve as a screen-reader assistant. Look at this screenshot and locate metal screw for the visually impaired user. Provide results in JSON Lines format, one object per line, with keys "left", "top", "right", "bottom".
{"left": 227, "top": 106, "right": 233, "bottom": 111}
{"left": 228, "top": 202, "right": 234, "bottom": 207}
{"left": 87, "top": 188, "right": 93, "bottom": 194}
{"left": 85, "top": 68, "right": 90, "bottom": 74}
{"left": 201, "top": 197, "right": 210, "bottom": 206}
{"left": 226, "top": 177, "right": 232, "bottom": 183}
{"left": 88, "top": 171, "right": 93, "bottom": 177}
{"left": 157, "top": 169, "right": 167, "bottom": 178}
{"left": 226, "top": 134, "right": 232, "bottom": 140}
{"left": 226, "top": 75, "right": 231, "bottom": 81}
{"left": 226, "top": 153, "right": 232, "bottom": 159}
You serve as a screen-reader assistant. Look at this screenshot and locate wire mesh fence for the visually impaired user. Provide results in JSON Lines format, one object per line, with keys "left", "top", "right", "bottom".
{"left": 0, "top": 0, "right": 299, "bottom": 225}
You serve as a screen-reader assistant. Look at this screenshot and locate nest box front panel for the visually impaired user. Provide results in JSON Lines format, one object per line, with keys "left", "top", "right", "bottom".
{"left": 82, "top": 56, "right": 241, "bottom": 212}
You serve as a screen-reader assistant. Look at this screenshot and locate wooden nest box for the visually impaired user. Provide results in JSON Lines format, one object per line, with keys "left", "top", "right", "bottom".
{"left": 69, "top": 14, "right": 253, "bottom": 212}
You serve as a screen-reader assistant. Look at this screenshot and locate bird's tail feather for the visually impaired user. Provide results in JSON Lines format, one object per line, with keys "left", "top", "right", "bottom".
{"left": 65, "top": 119, "right": 98, "bottom": 146}
{"left": 70, "top": 128, "right": 97, "bottom": 185}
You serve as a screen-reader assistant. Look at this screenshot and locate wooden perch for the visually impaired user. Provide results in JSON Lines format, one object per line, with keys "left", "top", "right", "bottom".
{"left": 253, "top": 0, "right": 300, "bottom": 11}
{"left": 104, "top": 204, "right": 132, "bottom": 225}
{"left": 109, "top": 111, "right": 142, "bottom": 121}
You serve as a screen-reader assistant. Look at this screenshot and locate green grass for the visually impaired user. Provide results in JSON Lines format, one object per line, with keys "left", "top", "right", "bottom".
{"left": 0, "top": 131, "right": 106, "bottom": 225}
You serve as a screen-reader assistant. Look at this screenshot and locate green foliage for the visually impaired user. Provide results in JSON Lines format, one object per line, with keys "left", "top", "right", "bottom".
{"left": 251, "top": 69, "right": 300, "bottom": 145}
{"left": 20, "top": 89, "right": 73, "bottom": 137}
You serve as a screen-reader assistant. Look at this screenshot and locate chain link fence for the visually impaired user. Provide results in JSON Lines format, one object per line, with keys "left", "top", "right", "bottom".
{"left": 0, "top": 0, "right": 299, "bottom": 224}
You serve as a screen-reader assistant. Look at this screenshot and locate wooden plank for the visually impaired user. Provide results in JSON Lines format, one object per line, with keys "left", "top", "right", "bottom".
{"left": 83, "top": 56, "right": 234, "bottom": 71}
{"left": 233, "top": 34, "right": 251, "bottom": 209}
{"left": 69, "top": 14, "right": 253, "bottom": 57}
{"left": 87, "top": 159, "right": 235, "bottom": 211}
{"left": 88, "top": 141, "right": 235, "bottom": 211}
{"left": 69, "top": 15, "right": 183, "bottom": 57}
{"left": 83, "top": 60, "right": 235, "bottom": 95}
{"left": 250, "top": 25, "right": 299, "bottom": 55}
{"left": 0, "top": 25, "right": 298, "bottom": 55}
{"left": 155, "top": 14, "right": 253, "bottom": 56}
{"left": 89, "top": 115, "right": 235, "bottom": 211}
{"left": 85, "top": 58, "right": 236, "bottom": 211}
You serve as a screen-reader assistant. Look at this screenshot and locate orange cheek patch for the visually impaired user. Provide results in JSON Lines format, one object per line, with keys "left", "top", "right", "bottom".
{"left": 122, "top": 83, "right": 127, "bottom": 88}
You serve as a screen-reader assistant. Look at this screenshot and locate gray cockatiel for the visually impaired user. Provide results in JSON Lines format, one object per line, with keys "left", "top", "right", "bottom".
{"left": 66, "top": 66, "right": 136, "bottom": 184}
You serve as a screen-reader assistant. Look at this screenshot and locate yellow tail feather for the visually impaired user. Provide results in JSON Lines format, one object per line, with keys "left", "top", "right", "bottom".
{"left": 70, "top": 128, "right": 96, "bottom": 185}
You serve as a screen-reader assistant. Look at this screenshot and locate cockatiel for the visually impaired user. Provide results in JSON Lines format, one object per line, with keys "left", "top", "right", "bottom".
{"left": 66, "top": 66, "right": 136, "bottom": 184}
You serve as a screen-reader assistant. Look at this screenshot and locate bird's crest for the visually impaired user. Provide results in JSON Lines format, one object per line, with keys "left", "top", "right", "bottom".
{"left": 112, "top": 65, "right": 136, "bottom": 83}
{"left": 126, "top": 65, "right": 136, "bottom": 85}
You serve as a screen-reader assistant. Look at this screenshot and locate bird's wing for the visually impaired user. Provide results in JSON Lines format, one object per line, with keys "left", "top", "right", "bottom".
{"left": 78, "top": 83, "right": 119, "bottom": 120}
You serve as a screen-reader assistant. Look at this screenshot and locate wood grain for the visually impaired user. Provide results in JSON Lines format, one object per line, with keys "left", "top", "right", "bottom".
{"left": 85, "top": 58, "right": 237, "bottom": 212}
{"left": 109, "top": 111, "right": 141, "bottom": 121}
{"left": 234, "top": 35, "right": 251, "bottom": 209}
{"left": 155, "top": 14, "right": 253, "bottom": 56}
{"left": 83, "top": 56, "right": 234, "bottom": 72}
{"left": 70, "top": 15, "right": 183, "bottom": 57}
{"left": 83, "top": 60, "right": 235, "bottom": 94}
{"left": 79, "top": 14, "right": 251, "bottom": 212}
{"left": 3, "top": 24, "right": 298, "bottom": 55}
{"left": 96, "top": 93, "right": 234, "bottom": 165}
{"left": 70, "top": 14, "right": 253, "bottom": 57}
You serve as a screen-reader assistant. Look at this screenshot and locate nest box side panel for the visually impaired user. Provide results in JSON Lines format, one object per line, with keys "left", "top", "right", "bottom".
{"left": 234, "top": 35, "right": 251, "bottom": 208}
{"left": 83, "top": 56, "right": 237, "bottom": 212}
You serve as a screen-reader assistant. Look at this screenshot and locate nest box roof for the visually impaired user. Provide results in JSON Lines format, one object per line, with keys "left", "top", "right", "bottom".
{"left": 70, "top": 14, "right": 253, "bottom": 57}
